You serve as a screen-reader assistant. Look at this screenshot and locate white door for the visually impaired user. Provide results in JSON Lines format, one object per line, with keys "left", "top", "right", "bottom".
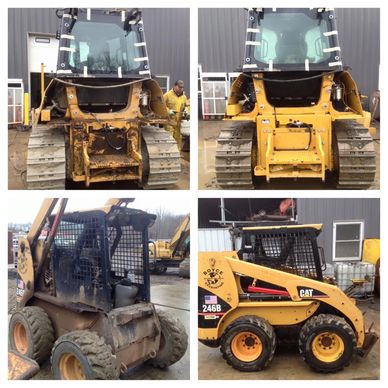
{"left": 28, "top": 33, "right": 58, "bottom": 74}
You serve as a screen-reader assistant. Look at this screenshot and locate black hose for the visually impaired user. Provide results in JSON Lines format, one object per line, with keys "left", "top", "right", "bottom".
{"left": 242, "top": 71, "right": 335, "bottom": 83}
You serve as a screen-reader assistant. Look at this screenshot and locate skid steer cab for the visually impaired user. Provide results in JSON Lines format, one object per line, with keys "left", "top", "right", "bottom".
{"left": 9, "top": 199, "right": 188, "bottom": 380}
{"left": 198, "top": 224, "right": 378, "bottom": 373}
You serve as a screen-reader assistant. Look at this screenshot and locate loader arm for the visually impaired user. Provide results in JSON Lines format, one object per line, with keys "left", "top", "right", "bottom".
{"left": 170, "top": 214, "right": 190, "bottom": 257}
{"left": 17, "top": 198, "right": 68, "bottom": 308}
{"left": 27, "top": 199, "right": 59, "bottom": 248}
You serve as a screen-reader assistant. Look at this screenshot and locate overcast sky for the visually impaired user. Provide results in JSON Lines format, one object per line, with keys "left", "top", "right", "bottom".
{"left": 8, "top": 197, "right": 190, "bottom": 224}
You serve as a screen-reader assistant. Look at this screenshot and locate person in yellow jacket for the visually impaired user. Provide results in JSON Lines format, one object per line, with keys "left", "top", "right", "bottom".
{"left": 163, "top": 80, "right": 187, "bottom": 149}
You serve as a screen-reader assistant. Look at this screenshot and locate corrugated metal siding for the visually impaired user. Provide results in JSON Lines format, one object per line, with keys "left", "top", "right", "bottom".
{"left": 297, "top": 198, "right": 380, "bottom": 263}
{"left": 199, "top": 228, "right": 232, "bottom": 251}
{"left": 8, "top": 8, "right": 190, "bottom": 95}
{"left": 199, "top": 8, "right": 379, "bottom": 104}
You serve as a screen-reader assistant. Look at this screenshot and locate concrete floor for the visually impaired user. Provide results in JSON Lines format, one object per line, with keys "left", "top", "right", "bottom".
{"left": 198, "top": 298, "right": 380, "bottom": 380}
{"left": 8, "top": 128, "right": 189, "bottom": 190}
{"left": 8, "top": 269, "right": 190, "bottom": 380}
{"left": 198, "top": 119, "right": 380, "bottom": 190}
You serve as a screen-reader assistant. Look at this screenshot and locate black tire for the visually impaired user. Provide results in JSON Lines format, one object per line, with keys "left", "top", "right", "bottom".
{"left": 298, "top": 314, "right": 356, "bottom": 373}
{"left": 220, "top": 316, "right": 276, "bottom": 372}
{"left": 179, "top": 258, "right": 190, "bottom": 278}
{"left": 9, "top": 306, "right": 54, "bottom": 364}
{"left": 149, "top": 310, "right": 188, "bottom": 369}
{"left": 151, "top": 264, "right": 167, "bottom": 274}
{"left": 51, "top": 331, "right": 119, "bottom": 380}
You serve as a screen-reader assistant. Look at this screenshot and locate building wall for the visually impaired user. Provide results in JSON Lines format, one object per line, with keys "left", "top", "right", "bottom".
{"left": 199, "top": 8, "right": 380, "bottom": 105}
{"left": 198, "top": 198, "right": 380, "bottom": 262}
{"left": 199, "top": 228, "right": 232, "bottom": 251}
{"left": 297, "top": 198, "right": 380, "bottom": 262}
{"left": 8, "top": 8, "right": 190, "bottom": 95}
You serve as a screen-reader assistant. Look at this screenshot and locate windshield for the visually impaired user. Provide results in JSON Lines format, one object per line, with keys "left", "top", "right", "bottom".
{"left": 57, "top": 9, "right": 149, "bottom": 77}
{"left": 69, "top": 21, "right": 142, "bottom": 74}
{"left": 244, "top": 9, "right": 342, "bottom": 71}
{"left": 254, "top": 13, "right": 331, "bottom": 64}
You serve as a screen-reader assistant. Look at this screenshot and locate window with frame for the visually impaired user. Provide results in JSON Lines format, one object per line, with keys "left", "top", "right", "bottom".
{"left": 333, "top": 221, "right": 364, "bottom": 261}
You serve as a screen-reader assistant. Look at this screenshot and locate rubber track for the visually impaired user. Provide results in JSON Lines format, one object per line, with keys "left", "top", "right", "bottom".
{"left": 333, "top": 120, "right": 376, "bottom": 189}
{"left": 51, "top": 330, "right": 119, "bottom": 380}
{"left": 26, "top": 126, "right": 66, "bottom": 190}
{"left": 215, "top": 122, "right": 255, "bottom": 189}
{"left": 141, "top": 126, "right": 181, "bottom": 189}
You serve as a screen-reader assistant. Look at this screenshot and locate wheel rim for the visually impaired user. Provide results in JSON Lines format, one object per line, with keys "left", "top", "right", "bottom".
{"left": 231, "top": 331, "right": 262, "bottom": 362}
{"left": 59, "top": 353, "right": 86, "bottom": 380}
{"left": 13, "top": 322, "right": 28, "bottom": 354}
{"left": 312, "top": 331, "right": 344, "bottom": 362}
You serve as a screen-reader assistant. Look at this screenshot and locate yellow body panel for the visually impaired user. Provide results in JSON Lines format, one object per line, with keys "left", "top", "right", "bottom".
{"left": 362, "top": 239, "right": 380, "bottom": 265}
{"left": 224, "top": 71, "right": 373, "bottom": 181}
{"left": 198, "top": 252, "right": 366, "bottom": 348}
{"left": 40, "top": 108, "right": 51, "bottom": 122}
{"left": 243, "top": 223, "right": 322, "bottom": 231}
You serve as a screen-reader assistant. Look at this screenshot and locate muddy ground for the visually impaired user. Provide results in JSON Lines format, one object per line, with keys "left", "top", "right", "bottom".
{"left": 8, "top": 128, "right": 189, "bottom": 190}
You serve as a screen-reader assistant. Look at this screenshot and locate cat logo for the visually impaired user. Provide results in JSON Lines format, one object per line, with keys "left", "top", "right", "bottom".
{"left": 299, "top": 288, "right": 313, "bottom": 298}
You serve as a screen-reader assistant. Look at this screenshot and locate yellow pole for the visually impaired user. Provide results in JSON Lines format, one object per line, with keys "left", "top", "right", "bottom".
{"left": 23, "top": 93, "right": 29, "bottom": 126}
{"left": 40, "top": 63, "right": 45, "bottom": 100}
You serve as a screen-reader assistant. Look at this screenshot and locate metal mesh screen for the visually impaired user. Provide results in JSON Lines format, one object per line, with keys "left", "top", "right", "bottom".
{"left": 53, "top": 217, "right": 105, "bottom": 289}
{"left": 108, "top": 225, "right": 144, "bottom": 285}
{"left": 245, "top": 228, "right": 321, "bottom": 280}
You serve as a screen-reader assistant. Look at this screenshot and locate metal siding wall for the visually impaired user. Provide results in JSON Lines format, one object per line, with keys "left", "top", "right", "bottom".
{"left": 198, "top": 8, "right": 379, "bottom": 103}
{"left": 142, "top": 9, "right": 190, "bottom": 95}
{"left": 199, "top": 229, "right": 232, "bottom": 251}
{"left": 199, "top": 8, "right": 246, "bottom": 73}
{"left": 8, "top": 8, "right": 190, "bottom": 95}
{"left": 8, "top": 8, "right": 58, "bottom": 88}
{"left": 298, "top": 199, "right": 380, "bottom": 263}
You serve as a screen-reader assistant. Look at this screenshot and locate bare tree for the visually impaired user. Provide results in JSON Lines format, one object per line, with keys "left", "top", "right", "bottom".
{"left": 147, "top": 207, "right": 186, "bottom": 240}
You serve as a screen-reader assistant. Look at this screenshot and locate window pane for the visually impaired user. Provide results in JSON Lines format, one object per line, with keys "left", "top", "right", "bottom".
{"left": 67, "top": 21, "right": 141, "bottom": 74}
{"left": 202, "top": 82, "right": 214, "bottom": 98}
{"left": 336, "top": 241, "right": 360, "bottom": 258}
{"left": 8, "top": 106, "right": 14, "bottom": 123}
{"left": 336, "top": 224, "right": 361, "bottom": 240}
{"left": 214, "top": 82, "right": 226, "bottom": 98}
{"left": 8, "top": 89, "right": 14, "bottom": 105}
{"left": 253, "top": 12, "right": 331, "bottom": 64}
{"left": 14, "top": 89, "right": 22, "bottom": 105}
{"left": 215, "top": 99, "right": 227, "bottom": 114}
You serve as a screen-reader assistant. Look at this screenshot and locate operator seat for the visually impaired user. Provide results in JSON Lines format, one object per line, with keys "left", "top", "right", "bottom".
{"left": 275, "top": 32, "right": 308, "bottom": 64}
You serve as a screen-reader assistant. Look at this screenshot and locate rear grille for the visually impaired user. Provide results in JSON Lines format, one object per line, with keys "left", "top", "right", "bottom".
{"left": 108, "top": 225, "right": 145, "bottom": 285}
{"left": 243, "top": 228, "right": 322, "bottom": 280}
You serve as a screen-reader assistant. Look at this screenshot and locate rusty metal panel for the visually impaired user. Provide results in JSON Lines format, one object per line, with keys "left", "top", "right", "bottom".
{"left": 8, "top": 351, "right": 40, "bottom": 380}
